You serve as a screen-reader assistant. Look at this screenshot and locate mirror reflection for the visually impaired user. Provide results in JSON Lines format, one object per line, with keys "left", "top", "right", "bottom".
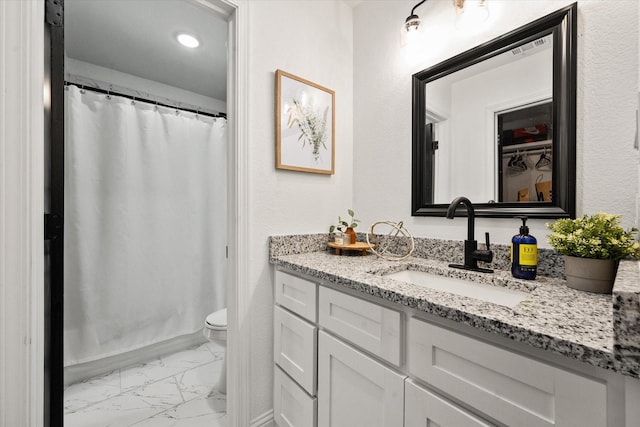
{"left": 498, "top": 100, "right": 552, "bottom": 203}
{"left": 426, "top": 34, "right": 553, "bottom": 204}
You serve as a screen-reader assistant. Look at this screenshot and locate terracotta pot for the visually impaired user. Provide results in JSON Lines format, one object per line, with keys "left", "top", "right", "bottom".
{"left": 345, "top": 227, "right": 356, "bottom": 244}
{"left": 564, "top": 255, "right": 619, "bottom": 294}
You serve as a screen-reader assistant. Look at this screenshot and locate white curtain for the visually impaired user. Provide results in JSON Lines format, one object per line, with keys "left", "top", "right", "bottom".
{"left": 63, "top": 85, "right": 227, "bottom": 366}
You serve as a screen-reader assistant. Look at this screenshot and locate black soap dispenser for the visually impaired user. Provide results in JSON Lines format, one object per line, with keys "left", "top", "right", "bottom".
{"left": 511, "top": 216, "right": 537, "bottom": 280}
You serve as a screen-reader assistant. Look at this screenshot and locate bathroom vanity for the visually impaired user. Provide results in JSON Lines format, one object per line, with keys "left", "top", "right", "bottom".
{"left": 270, "top": 235, "right": 640, "bottom": 427}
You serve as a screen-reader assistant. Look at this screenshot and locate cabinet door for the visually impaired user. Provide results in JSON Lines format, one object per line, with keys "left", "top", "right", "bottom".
{"left": 274, "top": 366, "right": 317, "bottom": 427}
{"left": 407, "top": 317, "right": 607, "bottom": 427}
{"left": 319, "top": 286, "right": 401, "bottom": 366}
{"left": 405, "top": 379, "right": 493, "bottom": 427}
{"left": 275, "top": 270, "right": 317, "bottom": 322}
{"left": 317, "top": 331, "right": 405, "bottom": 427}
{"left": 626, "top": 377, "right": 640, "bottom": 427}
{"left": 274, "top": 305, "right": 317, "bottom": 394}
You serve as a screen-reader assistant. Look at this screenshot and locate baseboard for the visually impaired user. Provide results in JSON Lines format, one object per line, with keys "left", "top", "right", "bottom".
{"left": 64, "top": 331, "right": 207, "bottom": 386}
{"left": 250, "top": 409, "right": 274, "bottom": 427}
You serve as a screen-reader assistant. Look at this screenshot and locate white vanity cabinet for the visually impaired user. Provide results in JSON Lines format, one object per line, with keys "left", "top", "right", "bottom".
{"left": 317, "top": 331, "right": 405, "bottom": 427}
{"left": 318, "top": 286, "right": 401, "bottom": 366}
{"left": 274, "top": 269, "right": 317, "bottom": 321}
{"left": 274, "top": 366, "right": 317, "bottom": 427}
{"left": 273, "top": 268, "right": 634, "bottom": 427}
{"left": 404, "top": 379, "right": 493, "bottom": 427}
{"left": 407, "top": 317, "right": 607, "bottom": 427}
{"left": 274, "top": 305, "right": 317, "bottom": 394}
{"left": 273, "top": 270, "right": 318, "bottom": 427}
{"left": 316, "top": 286, "right": 405, "bottom": 426}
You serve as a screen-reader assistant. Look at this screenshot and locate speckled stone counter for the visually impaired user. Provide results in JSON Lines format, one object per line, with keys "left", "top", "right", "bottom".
{"left": 614, "top": 260, "right": 640, "bottom": 361}
{"left": 269, "top": 234, "right": 640, "bottom": 379}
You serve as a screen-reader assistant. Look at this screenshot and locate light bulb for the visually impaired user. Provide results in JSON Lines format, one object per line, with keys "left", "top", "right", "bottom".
{"left": 455, "top": 0, "right": 489, "bottom": 31}
{"left": 402, "top": 14, "right": 423, "bottom": 46}
{"left": 176, "top": 33, "right": 200, "bottom": 48}
{"left": 405, "top": 15, "right": 421, "bottom": 33}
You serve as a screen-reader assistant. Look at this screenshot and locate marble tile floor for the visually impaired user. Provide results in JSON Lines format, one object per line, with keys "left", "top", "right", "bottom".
{"left": 64, "top": 342, "right": 226, "bottom": 426}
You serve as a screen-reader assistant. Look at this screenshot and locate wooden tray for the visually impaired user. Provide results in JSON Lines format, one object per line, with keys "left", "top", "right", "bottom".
{"left": 327, "top": 241, "right": 375, "bottom": 256}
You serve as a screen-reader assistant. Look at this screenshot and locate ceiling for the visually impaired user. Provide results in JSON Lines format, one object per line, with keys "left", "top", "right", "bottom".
{"left": 65, "top": 0, "right": 228, "bottom": 101}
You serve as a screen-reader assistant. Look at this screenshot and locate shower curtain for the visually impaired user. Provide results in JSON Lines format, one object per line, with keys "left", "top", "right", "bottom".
{"left": 63, "top": 85, "right": 227, "bottom": 366}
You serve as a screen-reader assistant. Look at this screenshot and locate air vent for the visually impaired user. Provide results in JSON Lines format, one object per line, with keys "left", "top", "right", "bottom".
{"left": 533, "top": 37, "right": 547, "bottom": 47}
{"left": 511, "top": 36, "right": 548, "bottom": 56}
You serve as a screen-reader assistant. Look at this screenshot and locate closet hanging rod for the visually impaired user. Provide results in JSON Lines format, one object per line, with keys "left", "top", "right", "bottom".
{"left": 501, "top": 139, "right": 551, "bottom": 154}
{"left": 501, "top": 147, "right": 551, "bottom": 157}
{"left": 63, "top": 81, "right": 226, "bottom": 119}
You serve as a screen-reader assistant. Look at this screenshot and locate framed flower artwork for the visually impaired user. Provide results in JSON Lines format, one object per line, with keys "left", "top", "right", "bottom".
{"left": 276, "top": 70, "right": 335, "bottom": 174}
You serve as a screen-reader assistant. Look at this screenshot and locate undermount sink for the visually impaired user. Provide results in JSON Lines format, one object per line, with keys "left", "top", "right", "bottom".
{"left": 383, "top": 270, "right": 528, "bottom": 309}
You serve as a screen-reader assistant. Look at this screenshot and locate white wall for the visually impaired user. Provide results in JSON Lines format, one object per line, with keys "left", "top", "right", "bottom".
{"left": 638, "top": 0, "right": 640, "bottom": 229}
{"left": 246, "top": 0, "right": 354, "bottom": 419}
{"left": 353, "top": 0, "right": 639, "bottom": 247}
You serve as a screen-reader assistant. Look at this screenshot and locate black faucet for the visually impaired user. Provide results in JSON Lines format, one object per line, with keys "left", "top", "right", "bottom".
{"left": 446, "top": 196, "right": 493, "bottom": 273}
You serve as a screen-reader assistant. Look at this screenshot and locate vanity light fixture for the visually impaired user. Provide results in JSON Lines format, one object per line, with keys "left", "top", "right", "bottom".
{"left": 402, "top": 0, "right": 489, "bottom": 44}
{"left": 404, "top": 0, "right": 427, "bottom": 36}
{"left": 176, "top": 33, "right": 200, "bottom": 48}
{"left": 454, "top": 0, "right": 490, "bottom": 30}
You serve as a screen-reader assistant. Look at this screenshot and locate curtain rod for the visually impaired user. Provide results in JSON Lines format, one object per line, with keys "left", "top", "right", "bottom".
{"left": 64, "top": 81, "right": 227, "bottom": 119}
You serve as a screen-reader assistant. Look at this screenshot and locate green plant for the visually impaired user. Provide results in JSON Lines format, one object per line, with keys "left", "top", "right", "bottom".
{"left": 546, "top": 213, "right": 640, "bottom": 260}
{"left": 329, "top": 209, "right": 360, "bottom": 233}
{"left": 286, "top": 99, "right": 329, "bottom": 162}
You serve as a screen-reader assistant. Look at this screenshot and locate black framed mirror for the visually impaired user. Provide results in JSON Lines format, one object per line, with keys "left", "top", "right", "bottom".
{"left": 412, "top": 3, "right": 576, "bottom": 218}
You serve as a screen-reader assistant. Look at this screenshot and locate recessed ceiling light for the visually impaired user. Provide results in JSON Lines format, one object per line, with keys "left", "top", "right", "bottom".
{"left": 176, "top": 33, "right": 200, "bottom": 48}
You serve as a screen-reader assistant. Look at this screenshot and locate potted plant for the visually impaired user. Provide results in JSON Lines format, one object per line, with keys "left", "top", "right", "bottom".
{"left": 546, "top": 213, "right": 640, "bottom": 293}
{"left": 329, "top": 209, "right": 360, "bottom": 245}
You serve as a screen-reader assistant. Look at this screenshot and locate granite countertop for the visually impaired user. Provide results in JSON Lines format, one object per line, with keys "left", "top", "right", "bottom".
{"left": 270, "top": 243, "right": 640, "bottom": 379}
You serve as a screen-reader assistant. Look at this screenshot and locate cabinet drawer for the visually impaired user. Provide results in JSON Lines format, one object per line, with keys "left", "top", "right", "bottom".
{"left": 274, "top": 305, "right": 317, "bottom": 395}
{"left": 405, "top": 379, "right": 492, "bottom": 427}
{"left": 318, "top": 286, "right": 401, "bottom": 366}
{"left": 275, "top": 270, "right": 317, "bottom": 322}
{"left": 274, "top": 365, "right": 317, "bottom": 427}
{"left": 317, "top": 331, "right": 405, "bottom": 427}
{"left": 407, "top": 317, "right": 607, "bottom": 427}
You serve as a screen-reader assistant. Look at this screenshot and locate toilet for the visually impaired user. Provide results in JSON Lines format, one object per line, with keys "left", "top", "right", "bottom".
{"left": 203, "top": 308, "right": 227, "bottom": 394}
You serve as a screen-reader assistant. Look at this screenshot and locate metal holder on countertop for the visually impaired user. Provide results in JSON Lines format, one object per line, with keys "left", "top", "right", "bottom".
{"left": 367, "top": 221, "right": 415, "bottom": 261}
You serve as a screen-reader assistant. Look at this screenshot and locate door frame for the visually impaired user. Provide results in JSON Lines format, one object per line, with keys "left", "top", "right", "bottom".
{"left": 0, "top": 0, "right": 250, "bottom": 425}
{"left": 0, "top": 1, "right": 45, "bottom": 425}
{"left": 215, "top": 0, "right": 251, "bottom": 425}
